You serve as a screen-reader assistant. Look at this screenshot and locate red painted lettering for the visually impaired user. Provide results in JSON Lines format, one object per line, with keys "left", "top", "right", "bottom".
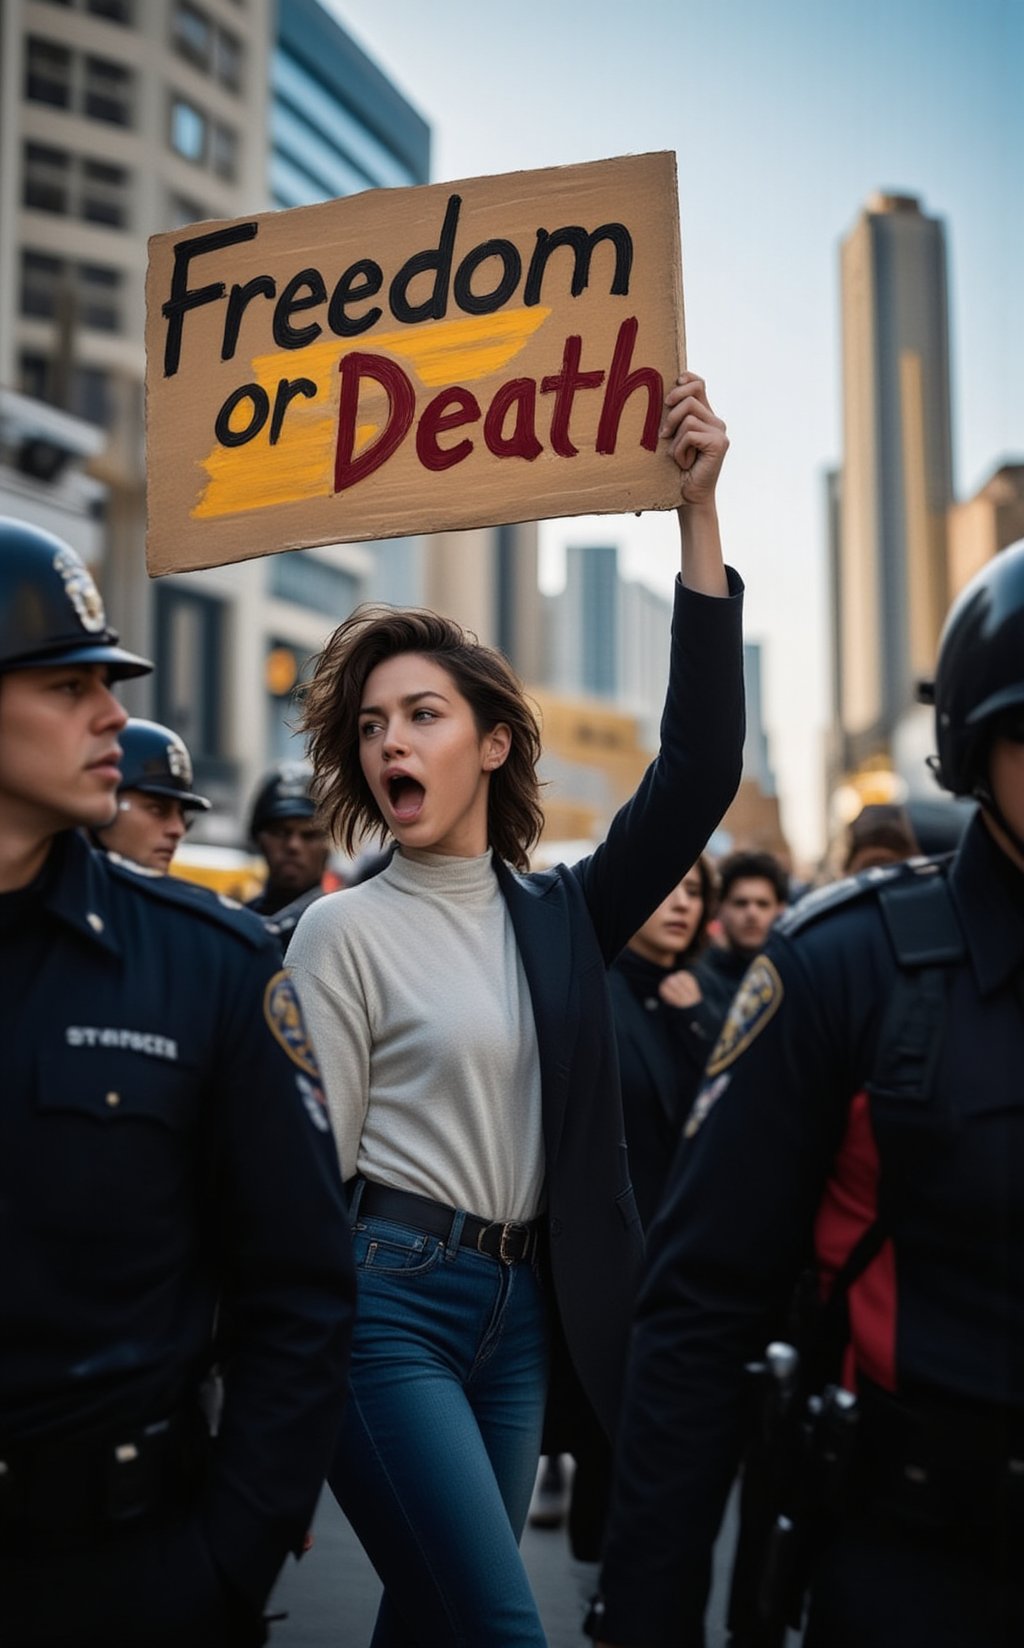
{"left": 595, "top": 318, "right": 662, "bottom": 454}
{"left": 483, "top": 379, "right": 543, "bottom": 460}
{"left": 416, "top": 386, "right": 480, "bottom": 471}
{"left": 540, "top": 336, "right": 605, "bottom": 457}
{"left": 334, "top": 353, "right": 415, "bottom": 492}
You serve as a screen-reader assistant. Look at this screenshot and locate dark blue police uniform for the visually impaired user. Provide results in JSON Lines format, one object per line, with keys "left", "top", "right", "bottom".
{"left": 593, "top": 812, "right": 1024, "bottom": 1648}
{"left": 0, "top": 828, "right": 356, "bottom": 1648}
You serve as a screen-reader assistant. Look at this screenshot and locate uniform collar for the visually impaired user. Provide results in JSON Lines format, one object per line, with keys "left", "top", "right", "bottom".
{"left": 949, "top": 810, "right": 1024, "bottom": 996}
{"left": 41, "top": 829, "right": 122, "bottom": 957}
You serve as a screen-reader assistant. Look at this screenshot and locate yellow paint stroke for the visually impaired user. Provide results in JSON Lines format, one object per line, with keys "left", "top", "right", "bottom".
{"left": 193, "top": 306, "right": 552, "bottom": 519}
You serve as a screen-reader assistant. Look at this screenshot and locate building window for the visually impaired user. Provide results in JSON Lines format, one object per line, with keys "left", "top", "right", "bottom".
{"left": 214, "top": 28, "right": 243, "bottom": 92}
{"left": 83, "top": 54, "right": 133, "bottom": 124}
{"left": 87, "top": 0, "right": 133, "bottom": 21}
{"left": 71, "top": 365, "right": 111, "bottom": 425}
{"left": 25, "top": 38, "right": 72, "bottom": 108}
{"left": 155, "top": 587, "right": 225, "bottom": 761}
{"left": 173, "top": 1, "right": 211, "bottom": 69}
{"left": 268, "top": 551, "right": 359, "bottom": 615}
{"left": 17, "top": 353, "right": 113, "bottom": 427}
{"left": 81, "top": 158, "right": 129, "bottom": 227}
{"left": 24, "top": 40, "right": 135, "bottom": 126}
{"left": 22, "top": 143, "right": 129, "bottom": 227}
{"left": 37, "top": 0, "right": 133, "bottom": 16}
{"left": 77, "top": 263, "right": 122, "bottom": 331}
{"left": 170, "top": 96, "right": 207, "bottom": 162}
{"left": 165, "top": 191, "right": 209, "bottom": 229}
{"left": 19, "top": 352, "right": 52, "bottom": 403}
{"left": 20, "top": 250, "right": 124, "bottom": 334}
{"left": 20, "top": 251, "right": 63, "bottom": 320}
{"left": 209, "top": 121, "right": 237, "bottom": 181}
{"left": 172, "top": 3, "right": 243, "bottom": 92}
{"left": 23, "top": 143, "right": 71, "bottom": 214}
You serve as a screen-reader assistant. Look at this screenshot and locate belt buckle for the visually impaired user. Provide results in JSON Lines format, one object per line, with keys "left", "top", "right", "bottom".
{"left": 499, "top": 1221, "right": 526, "bottom": 1265}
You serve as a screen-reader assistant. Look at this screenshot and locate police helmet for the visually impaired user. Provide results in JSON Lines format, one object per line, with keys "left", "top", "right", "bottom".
{"left": 117, "top": 719, "right": 211, "bottom": 811}
{"left": 0, "top": 517, "right": 151, "bottom": 679}
{"left": 248, "top": 760, "right": 318, "bottom": 837}
{"left": 933, "top": 538, "right": 1024, "bottom": 796}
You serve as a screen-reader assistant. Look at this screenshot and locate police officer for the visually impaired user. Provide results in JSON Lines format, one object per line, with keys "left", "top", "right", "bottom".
{"left": 94, "top": 717, "right": 211, "bottom": 871}
{"left": 590, "top": 541, "right": 1024, "bottom": 1648}
{"left": 246, "top": 761, "right": 330, "bottom": 922}
{"left": 0, "top": 518, "right": 356, "bottom": 1648}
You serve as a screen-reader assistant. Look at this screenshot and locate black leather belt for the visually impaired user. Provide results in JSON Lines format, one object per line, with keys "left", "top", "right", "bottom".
{"left": 354, "top": 1180, "right": 543, "bottom": 1266}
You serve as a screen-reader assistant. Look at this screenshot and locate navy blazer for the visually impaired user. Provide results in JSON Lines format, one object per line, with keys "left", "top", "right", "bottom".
{"left": 493, "top": 569, "right": 744, "bottom": 1438}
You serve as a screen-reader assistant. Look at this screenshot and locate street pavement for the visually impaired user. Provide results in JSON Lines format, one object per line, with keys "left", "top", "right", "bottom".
{"left": 266, "top": 1473, "right": 790, "bottom": 1647}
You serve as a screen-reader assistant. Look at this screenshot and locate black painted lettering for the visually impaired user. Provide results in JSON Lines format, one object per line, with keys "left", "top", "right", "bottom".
{"left": 389, "top": 194, "right": 461, "bottom": 325}
{"left": 273, "top": 268, "right": 328, "bottom": 349}
{"left": 328, "top": 260, "right": 383, "bottom": 337}
{"left": 269, "top": 377, "right": 317, "bottom": 444}
{"left": 453, "top": 240, "right": 522, "bottom": 316}
{"left": 523, "top": 223, "right": 633, "bottom": 306}
{"left": 162, "top": 222, "right": 258, "bottom": 377}
{"left": 214, "top": 383, "right": 270, "bottom": 447}
{"left": 223, "top": 275, "right": 277, "bottom": 363}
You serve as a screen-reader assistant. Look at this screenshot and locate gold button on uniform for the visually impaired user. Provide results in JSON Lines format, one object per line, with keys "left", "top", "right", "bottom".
{"left": 105, "top": 1091, "right": 121, "bottom": 1108}
{"left": 86, "top": 913, "right": 104, "bottom": 933}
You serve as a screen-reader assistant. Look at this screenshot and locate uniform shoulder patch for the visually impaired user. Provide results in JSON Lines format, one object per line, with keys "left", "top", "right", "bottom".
{"left": 704, "top": 954, "right": 784, "bottom": 1077}
{"left": 104, "top": 854, "right": 273, "bottom": 950}
{"left": 775, "top": 862, "right": 912, "bottom": 939}
{"left": 264, "top": 970, "right": 321, "bottom": 1078}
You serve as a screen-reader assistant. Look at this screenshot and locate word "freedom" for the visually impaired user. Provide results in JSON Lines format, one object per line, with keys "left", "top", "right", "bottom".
{"left": 160, "top": 194, "right": 634, "bottom": 377}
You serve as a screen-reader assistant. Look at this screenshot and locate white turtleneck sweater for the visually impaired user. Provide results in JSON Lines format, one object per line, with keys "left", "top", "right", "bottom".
{"left": 287, "top": 847, "right": 545, "bottom": 1223}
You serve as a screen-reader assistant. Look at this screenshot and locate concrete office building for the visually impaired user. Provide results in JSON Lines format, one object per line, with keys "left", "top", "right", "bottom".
{"left": 0, "top": 0, "right": 435, "bottom": 832}
{"left": 835, "top": 192, "right": 954, "bottom": 774}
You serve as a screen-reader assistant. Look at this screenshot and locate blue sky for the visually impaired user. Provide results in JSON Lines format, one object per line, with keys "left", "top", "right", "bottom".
{"left": 326, "top": 0, "right": 1022, "bottom": 861}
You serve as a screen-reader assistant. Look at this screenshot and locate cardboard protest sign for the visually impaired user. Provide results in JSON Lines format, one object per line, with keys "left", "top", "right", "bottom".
{"left": 145, "top": 151, "right": 685, "bottom": 575}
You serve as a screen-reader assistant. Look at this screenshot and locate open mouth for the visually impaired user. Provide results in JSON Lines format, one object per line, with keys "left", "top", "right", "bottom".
{"left": 386, "top": 773, "right": 426, "bottom": 823}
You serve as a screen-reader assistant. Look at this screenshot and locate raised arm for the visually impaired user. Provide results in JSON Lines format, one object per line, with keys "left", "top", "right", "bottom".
{"left": 662, "top": 371, "right": 730, "bottom": 598}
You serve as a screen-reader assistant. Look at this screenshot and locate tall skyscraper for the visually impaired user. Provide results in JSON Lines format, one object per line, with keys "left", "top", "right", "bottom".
{"left": 836, "top": 192, "right": 954, "bottom": 772}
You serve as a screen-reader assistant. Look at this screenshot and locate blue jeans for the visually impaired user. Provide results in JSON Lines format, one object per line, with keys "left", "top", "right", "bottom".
{"left": 329, "top": 1205, "right": 550, "bottom": 1648}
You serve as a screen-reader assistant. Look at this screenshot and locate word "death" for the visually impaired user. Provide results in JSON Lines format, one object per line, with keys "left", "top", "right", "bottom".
{"left": 334, "top": 318, "right": 661, "bottom": 491}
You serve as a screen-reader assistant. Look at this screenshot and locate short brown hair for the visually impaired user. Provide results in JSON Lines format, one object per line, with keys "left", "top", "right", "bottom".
{"left": 300, "top": 605, "right": 544, "bottom": 871}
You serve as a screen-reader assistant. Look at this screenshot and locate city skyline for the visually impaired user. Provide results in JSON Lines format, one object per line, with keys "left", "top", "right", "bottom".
{"left": 326, "top": 0, "right": 1023, "bottom": 862}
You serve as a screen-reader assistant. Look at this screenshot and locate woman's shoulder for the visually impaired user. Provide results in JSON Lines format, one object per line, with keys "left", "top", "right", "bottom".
{"left": 290, "top": 877, "right": 390, "bottom": 958}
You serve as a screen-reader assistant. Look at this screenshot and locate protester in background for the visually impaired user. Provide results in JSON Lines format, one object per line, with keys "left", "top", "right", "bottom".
{"left": 287, "top": 372, "right": 745, "bottom": 1648}
{"left": 534, "top": 857, "right": 719, "bottom": 1555}
{"left": 246, "top": 760, "right": 330, "bottom": 918}
{"left": 613, "top": 855, "right": 720, "bottom": 1218}
{"left": 93, "top": 716, "right": 210, "bottom": 871}
{"left": 0, "top": 518, "right": 356, "bottom": 1648}
{"left": 692, "top": 848, "right": 788, "bottom": 1029}
{"left": 589, "top": 540, "right": 1024, "bottom": 1648}
{"left": 841, "top": 802, "right": 918, "bottom": 874}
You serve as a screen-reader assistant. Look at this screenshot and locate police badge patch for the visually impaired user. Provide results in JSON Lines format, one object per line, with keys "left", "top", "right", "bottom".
{"left": 166, "top": 734, "right": 192, "bottom": 783}
{"left": 704, "top": 955, "right": 784, "bottom": 1077}
{"left": 683, "top": 1071, "right": 731, "bottom": 1138}
{"left": 296, "top": 1072, "right": 331, "bottom": 1133}
{"left": 53, "top": 548, "right": 107, "bottom": 633}
{"left": 263, "top": 970, "right": 320, "bottom": 1077}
